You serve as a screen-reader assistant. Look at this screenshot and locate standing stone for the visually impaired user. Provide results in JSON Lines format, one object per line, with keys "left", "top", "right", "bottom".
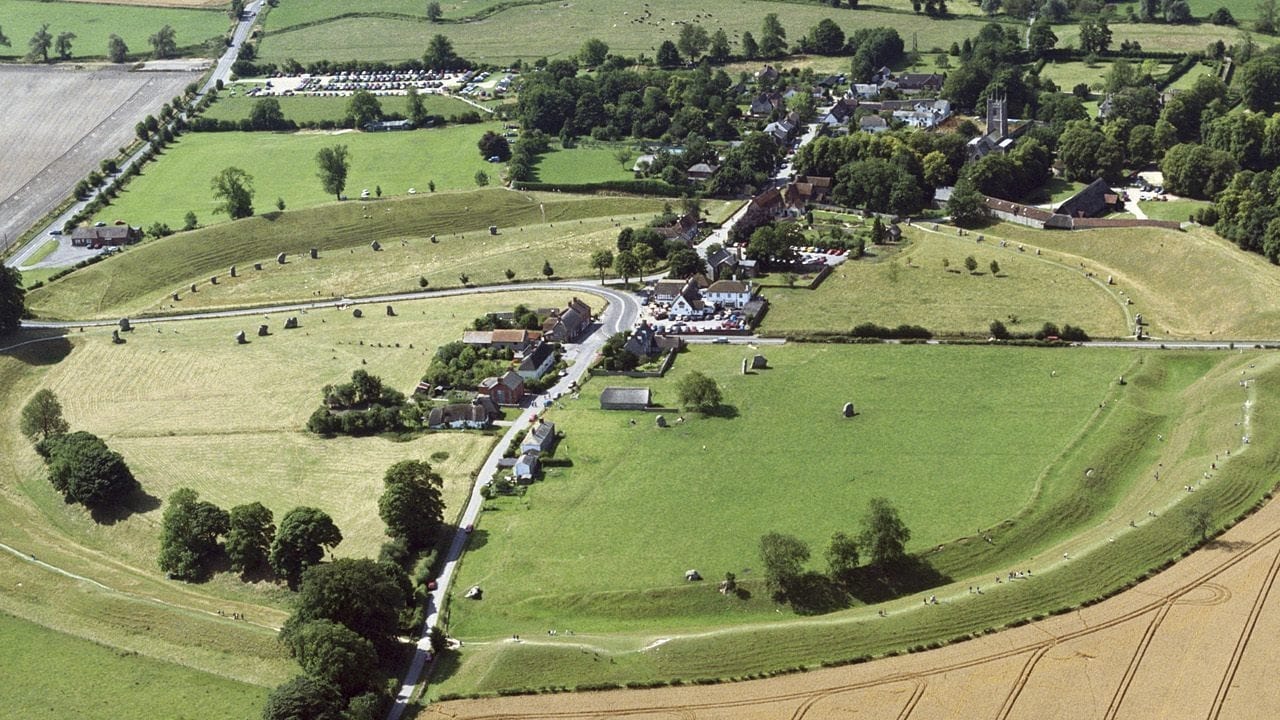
{"left": 190, "top": 283, "right": 197, "bottom": 293}
{"left": 751, "top": 355, "right": 768, "bottom": 370}
{"left": 353, "top": 308, "right": 363, "bottom": 318}
{"left": 430, "top": 234, "right": 438, "bottom": 243}
{"left": 370, "top": 240, "right": 381, "bottom": 251}
{"left": 310, "top": 248, "right": 319, "bottom": 259}
{"left": 172, "top": 292, "right": 180, "bottom": 301}
{"left": 655, "top": 415, "right": 668, "bottom": 428}
{"left": 284, "top": 317, "right": 299, "bottom": 329}
{"left": 235, "top": 330, "right": 247, "bottom": 344}
{"left": 277, "top": 252, "right": 286, "bottom": 264}
{"left": 254, "top": 262, "right": 263, "bottom": 271}
{"left": 489, "top": 225, "right": 498, "bottom": 235}
{"left": 386, "top": 305, "right": 396, "bottom": 317}
{"left": 843, "top": 402, "right": 855, "bottom": 418}
{"left": 111, "top": 329, "right": 123, "bottom": 344}
{"left": 118, "top": 317, "right": 131, "bottom": 332}
{"left": 210, "top": 276, "right": 218, "bottom": 285}
{"left": 258, "top": 324, "right": 269, "bottom": 337}
{"left": 230, "top": 265, "right": 237, "bottom": 278}
{"left": 742, "top": 358, "right": 748, "bottom": 374}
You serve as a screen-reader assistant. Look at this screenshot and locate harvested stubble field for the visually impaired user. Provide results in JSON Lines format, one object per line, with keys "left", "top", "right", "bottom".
{"left": 30, "top": 189, "right": 663, "bottom": 319}
{"left": 0, "top": 290, "right": 590, "bottom": 696}
{"left": 761, "top": 225, "right": 1130, "bottom": 338}
{"left": 0, "top": 0, "right": 228, "bottom": 60}
{"left": 428, "top": 343, "right": 1271, "bottom": 698}
{"left": 0, "top": 64, "right": 201, "bottom": 255}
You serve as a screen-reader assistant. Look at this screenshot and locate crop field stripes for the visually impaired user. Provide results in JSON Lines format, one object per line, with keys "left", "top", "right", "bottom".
{"left": 1102, "top": 601, "right": 1171, "bottom": 720}
{"left": 1207, "top": 537, "right": 1280, "bottom": 719}
{"left": 994, "top": 645, "right": 1051, "bottom": 720}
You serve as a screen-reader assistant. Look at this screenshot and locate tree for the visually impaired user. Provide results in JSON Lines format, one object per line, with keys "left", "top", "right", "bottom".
{"left": 1239, "top": 55, "right": 1280, "bottom": 111}
{"left": 249, "top": 97, "right": 286, "bottom": 130}
{"left": 315, "top": 145, "right": 350, "bottom": 201}
{"left": 590, "top": 249, "right": 614, "bottom": 282}
{"left": 741, "top": 31, "right": 759, "bottom": 60}
{"left": 405, "top": 86, "right": 429, "bottom": 127}
{"left": 27, "top": 24, "right": 51, "bottom": 62}
{"left": 1078, "top": 19, "right": 1112, "bottom": 54}
{"left": 37, "top": 431, "right": 138, "bottom": 509}
{"left": 20, "top": 389, "right": 69, "bottom": 443}
{"left": 276, "top": 197, "right": 286, "bottom": 212}
{"left": 825, "top": 532, "right": 860, "bottom": 582}
{"left": 426, "top": 0, "right": 442, "bottom": 21}
{"left": 989, "top": 319, "right": 1011, "bottom": 339}
{"left": 1184, "top": 506, "right": 1213, "bottom": 541}
{"left": 858, "top": 497, "right": 911, "bottom": 569}
{"left": 261, "top": 676, "right": 344, "bottom": 720}
{"left": 676, "top": 371, "right": 722, "bottom": 413}
{"left": 579, "top": 37, "right": 609, "bottom": 67}
{"left": 158, "top": 488, "right": 230, "bottom": 581}
{"left": 288, "top": 558, "right": 406, "bottom": 648}
{"left": 0, "top": 266, "right": 23, "bottom": 336}
{"left": 541, "top": 259, "right": 554, "bottom": 278}
{"left": 477, "top": 130, "right": 510, "bottom": 161}
{"left": 708, "top": 29, "right": 731, "bottom": 62}
{"left": 149, "top": 25, "right": 178, "bottom": 59}
{"left": 760, "top": 13, "right": 788, "bottom": 58}
{"left": 809, "top": 18, "right": 845, "bottom": 55}
{"left": 656, "top": 40, "right": 681, "bottom": 68}
{"left": 1027, "top": 19, "right": 1057, "bottom": 58}
{"left": 210, "top": 167, "right": 254, "bottom": 219}
{"left": 613, "top": 250, "right": 640, "bottom": 285}
{"left": 283, "top": 620, "right": 378, "bottom": 698}
{"left": 474, "top": 170, "right": 489, "bottom": 187}
{"left": 1259, "top": 0, "right": 1278, "bottom": 32}
{"left": 667, "top": 247, "right": 705, "bottom": 278}
{"left": 347, "top": 90, "right": 382, "bottom": 129}
{"left": 270, "top": 507, "right": 343, "bottom": 588}
{"left": 54, "top": 31, "right": 76, "bottom": 60}
{"left": 378, "top": 460, "right": 444, "bottom": 550}
{"left": 990, "top": 259, "right": 1000, "bottom": 276}
{"left": 0, "top": 25, "right": 8, "bottom": 47}
{"left": 423, "top": 33, "right": 462, "bottom": 71}
{"left": 226, "top": 502, "right": 275, "bottom": 575}
{"left": 759, "top": 531, "right": 809, "bottom": 596}
{"left": 964, "top": 255, "right": 978, "bottom": 273}
{"left": 677, "top": 23, "right": 710, "bottom": 61}
{"left": 229, "top": 0, "right": 244, "bottom": 18}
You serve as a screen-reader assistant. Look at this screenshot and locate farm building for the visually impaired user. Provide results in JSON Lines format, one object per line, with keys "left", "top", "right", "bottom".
{"left": 600, "top": 387, "right": 652, "bottom": 411}
{"left": 521, "top": 420, "right": 557, "bottom": 454}
{"left": 1055, "top": 178, "right": 1122, "bottom": 219}
{"left": 71, "top": 225, "right": 142, "bottom": 247}
{"left": 478, "top": 370, "right": 525, "bottom": 405}
{"left": 542, "top": 298, "right": 592, "bottom": 342}
{"left": 427, "top": 403, "right": 490, "bottom": 429}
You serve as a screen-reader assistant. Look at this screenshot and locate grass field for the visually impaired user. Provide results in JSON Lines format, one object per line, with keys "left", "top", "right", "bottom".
{"left": 257, "top": 0, "right": 1000, "bottom": 65}
{"left": 0, "top": 290, "right": 594, "bottom": 698}
{"left": 0, "top": 611, "right": 268, "bottom": 720}
{"left": 0, "top": 0, "right": 228, "bottom": 60}
{"left": 201, "top": 89, "right": 478, "bottom": 125}
{"left": 960, "top": 222, "right": 1280, "bottom": 339}
{"left": 1139, "top": 198, "right": 1207, "bottom": 222}
{"left": 1057, "top": 21, "right": 1257, "bottom": 53}
{"left": 31, "top": 189, "right": 662, "bottom": 319}
{"left": 431, "top": 343, "right": 1272, "bottom": 696}
{"left": 1038, "top": 59, "right": 1174, "bottom": 92}
{"left": 531, "top": 143, "right": 638, "bottom": 184}
{"left": 91, "top": 126, "right": 505, "bottom": 231}
{"left": 761, "top": 226, "right": 1130, "bottom": 337}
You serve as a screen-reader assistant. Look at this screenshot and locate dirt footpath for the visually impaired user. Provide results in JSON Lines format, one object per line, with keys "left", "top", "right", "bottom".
{"left": 0, "top": 64, "right": 199, "bottom": 254}
{"left": 426, "top": 495, "right": 1280, "bottom": 719}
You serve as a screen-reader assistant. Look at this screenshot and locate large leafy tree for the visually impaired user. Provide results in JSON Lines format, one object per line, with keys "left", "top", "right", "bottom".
{"left": 809, "top": 18, "right": 845, "bottom": 55}
{"left": 281, "top": 620, "right": 378, "bottom": 698}
{"left": 759, "top": 13, "right": 788, "bottom": 58}
{"left": 270, "top": 507, "right": 343, "bottom": 588}
{"left": 53, "top": 31, "right": 76, "bottom": 60}
{"left": 759, "top": 531, "right": 809, "bottom": 596}
{"left": 826, "top": 532, "right": 860, "bottom": 582}
{"left": 37, "top": 431, "right": 138, "bottom": 509}
{"left": 27, "top": 23, "right": 51, "bottom": 62}
{"left": 0, "top": 265, "right": 26, "bottom": 335}
{"left": 249, "top": 97, "right": 287, "bottom": 130}
{"left": 477, "top": 130, "right": 510, "bottom": 161}
{"left": 289, "top": 558, "right": 407, "bottom": 648}
{"left": 158, "top": 488, "right": 230, "bottom": 581}
{"left": 149, "top": 24, "right": 177, "bottom": 59}
{"left": 226, "top": 502, "right": 275, "bottom": 575}
{"left": 1240, "top": 55, "right": 1280, "bottom": 112}
{"left": 378, "top": 460, "right": 444, "bottom": 551}
{"left": 423, "top": 33, "right": 463, "bottom": 70}
{"left": 858, "top": 497, "right": 911, "bottom": 569}
{"left": 315, "top": 145, "right": 350, "bottom": 201}
{"left": 676, "top": 371, "right": 723, "bottom": 414}
{"left": 346, "top": 90, "right": 382, "bottom": 129}
{"left": 261, "top": 676, "right": 344, "bottom": 720}
{"left": 210, "top": 167, "right": 255, "bottom": 219}
{"left": 405, "top": 86, "right": 429, "bottom": 127}
{"left": 20, "top": 389, "right": 69, "bottom": 444}
{"left": 107, "top": 34, "right": 128, "bottom": 63}
{"left": 590, "top": 249, "right": 614, "bottom": 282}
{"left": 579, "top": 37, "right": 608, "bottom": 66}
{"left": 677, "top": 23, "right": 710, "bottom": 61}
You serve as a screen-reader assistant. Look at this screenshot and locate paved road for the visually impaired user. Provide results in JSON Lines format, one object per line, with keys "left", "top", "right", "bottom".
{"left": 4, "top": 0, "right": 264, "bottom": 270}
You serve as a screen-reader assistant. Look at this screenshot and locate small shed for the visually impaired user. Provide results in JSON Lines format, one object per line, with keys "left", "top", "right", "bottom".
{"left": 600, "top": 387, "right": 652, "bottom": 411}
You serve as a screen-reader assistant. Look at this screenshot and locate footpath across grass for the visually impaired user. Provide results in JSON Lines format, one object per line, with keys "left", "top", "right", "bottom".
{"left": 94, "top": 125, "right": 505, "bottom": 232}
{"left": 0, "top": 0, "right": 228, "bottom": 60}
{"left": 0, "top": 611, "right": 267, "bottom": 720}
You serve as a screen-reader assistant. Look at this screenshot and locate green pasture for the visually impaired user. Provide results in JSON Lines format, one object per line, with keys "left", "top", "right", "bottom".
{"left": 531, "top": 143, "right": 637, "bottom": 184}
{"left": 202, "top": 89, "right": 479, "bottom": 125}
{"left": 32, "top": 189, "right": 661, "bottom": 319}
{"left": 964, "top": 222, "right": 1280, "bottom": 339}
{"left": 257, "top": 0, "right": 998, "bottom": 65}
{"left": 761, "top": 226, "right": 1130, "bottom": 337}
{"left": 1057, "top": 21, "right": 1255, "bottom": 54}
{"left": 433, "top": 345, "right": 1276, "bottom": 696}
{"left": 0, "top": 290, "right": 592, "bottom": 695}
{"left": 0, "top": 612, "right": 268, "bottom": 720}
{"left": 1038, "top": 59, "right": 1174, "bottom": 92}
{"left": 1138, "top": 198, "right": 1206, "bottom": 222}
{"left": 91, "top": 126, "right": 504, "bottom": 232}
{"left": 0, "top": 0, "right": 228, "bottom": 60}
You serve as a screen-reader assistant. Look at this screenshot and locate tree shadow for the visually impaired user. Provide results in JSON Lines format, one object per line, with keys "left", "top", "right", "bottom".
{"left": 1206, "top": 538, "right": 1252, "bottom": 553}
{"left": 700, "top": 403, "right": 739, "bottom": 419}
{"left": 783, "top": 572, "right": 847, "bottom": 615}
{"left": 88, "top": 486, "right": 161, "bottom": 525}
{"left": 843, "top": 556, "right": 952, "bottom": 604}
{"left": 427, "top": 645, "right": 464, "bottom": 686}
{"left": 0, "top": 331, "right": 72, "bottom": 365}
{"left": 460, "top": 527, "right": 489, "bottom": 552}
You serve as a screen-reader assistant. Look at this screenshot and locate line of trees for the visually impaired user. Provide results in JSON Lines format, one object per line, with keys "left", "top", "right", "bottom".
{"left": 13, "top": 23, "right": 176, "bottom": 62}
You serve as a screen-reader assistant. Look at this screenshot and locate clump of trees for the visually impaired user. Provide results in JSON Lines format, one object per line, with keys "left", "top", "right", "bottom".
{"left": 419, "top": 342, "right": 514, "bottom": 391}
{"left": 22, "top": 390, "right": 140, "bottom": 513}
{"left": 307, "top": 370, "right": 412, "bottom": 437}
{"left": 676, "top": 371, "right": 723, "bottom": 414}
{"left": 597, "top": 331, "right": 640, "bottom": 371}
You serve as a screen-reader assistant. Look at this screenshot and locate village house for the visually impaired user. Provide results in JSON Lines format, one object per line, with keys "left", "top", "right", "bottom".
{"left": 653, "top": 210, "right": 701, "bottom": 245}
{"left": 477, "top": 370, "right": 525, "bottom": 405}
{"left": 600, "top": 386, "right": 652, "bottom": 410}
{"left": 891, "top": 99, "right": 953, "bottom": 129}
{"left": 623, "top": 322, "right": 684, "bottom": 359}
{"left": 764, "top": 117, "right": 798, "bottom": 144}
{"left": 820, "top": 97, "right": 859, "bottom": 127}
{"left": 852, "top": 83, "right": 879, "bottom": 100}
{"left": 461, "top": 328, "right": 542, "bottom": 355}
{"left": 426, "top": 403, "right": 490, "bottom": 430}
{"left": 632, "top": 153, "right": 657, "bottom": 172}
{"left": 516, "top": 341, "right": 557, "bottom": 380}
{"left": 71, "top": 225, "right": 143, "bottom": 247}
{"left": 704, "top": 279, "right": 755, "bottom": 309}
{"left": 652, "top": 278, "right": 688, "bottom": 304}
{"left": 669, "top": 278, "right": 707, "bottom": 318}
{"left": 686, "top": 162, "right": 719, "bottom": 183}
{"left": 521, "top": 420, "right": 557, "bottom": 454}
{"left": 756, "top": 64, "right": 780, "bottom": 83}
{"left": 889, "top": 72, "right": 945, "bottom": 95}
{"left": 859, "top": 114, "right": 889, "bottom": 134}
{"left": 541, "top": 297, "right": 592, "bottom": 342}
{"left": 514, "top": 451, "right": 541, "bottom": 482}
{"left": 748, "top": 92, "right": 784, "bottom": 118}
